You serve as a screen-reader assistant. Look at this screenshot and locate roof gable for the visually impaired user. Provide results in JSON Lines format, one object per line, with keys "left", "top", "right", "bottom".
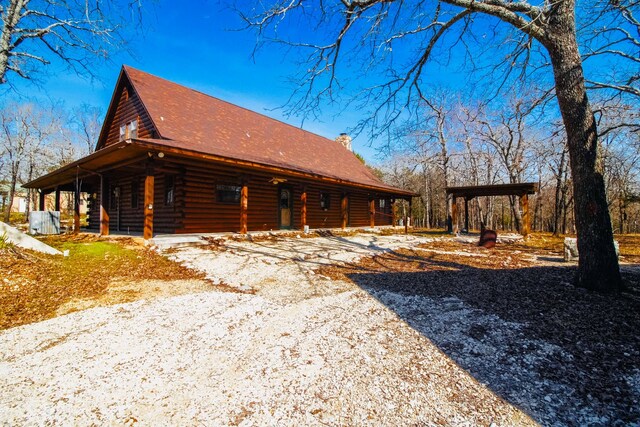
{"left": 95, "top": 69, "right": 158, "bottom": 151}
{"left": 118, "top": 66, "right": 393, "bottom": 190}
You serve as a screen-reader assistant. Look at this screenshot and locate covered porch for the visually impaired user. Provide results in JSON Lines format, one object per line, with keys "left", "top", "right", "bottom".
{"left": 25, "top": 139, "right": 416, "bottom": 239}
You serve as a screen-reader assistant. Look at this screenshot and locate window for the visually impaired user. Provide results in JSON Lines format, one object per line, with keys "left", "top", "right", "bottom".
{"left": 165, "top": 175, "right": 175, "bottom": 206}
{"left": 119, "top": 119, "right": 138, "bottom": 141}
{"left": 131, "top": 180, "right": 139, "bottom": 209}
{"left": 320, "top": 192, "right": 330, "bottom": 210}
{"left": 128, "top": 120, "right": 138, "bottom": 138}
{"left": 216, "top": 185, "right": 241, "bottom": 204}
{"left": 379, "top": 199, "right": 386, "bottom": 209}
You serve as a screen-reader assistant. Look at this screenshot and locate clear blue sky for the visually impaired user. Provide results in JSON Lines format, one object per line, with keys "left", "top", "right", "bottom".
{"left": 7, "top": 1, "right": 405, "bottom": 164}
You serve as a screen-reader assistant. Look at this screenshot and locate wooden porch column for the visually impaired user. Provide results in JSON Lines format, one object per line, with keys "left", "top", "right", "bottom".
{"left": 341, "top": 194, "right": 348, "bottom": 229}
{"left": 464, "top": 197, "right": 470, "bottom": 232}
{"left": 369, "top": 198, "right": 376, "bottom": 228}
{"left": 100, "top": 176, "right": 110, "bottom": 236}
{"left": 54, "top": 187, "right": 61, "bottom": 211}
{"left": 38, "top": 190, "right": 46, "bottom": 211}
{"left": 240, "top": 183, "right": 248, "bottom": 234}
{"left": 143, "top": 174, "right": 155, "bottom": 240}
{"left": 73, "top": 183, "right": 81, "bottom": 234}
{"left": 520, "top": 193, "right": 530, "bottom": 237}
{"left": 300, "top": 187, "right": 307, "bottom": 231}
{"left": 451, "top": 197, "right": 458, "bottom": 233}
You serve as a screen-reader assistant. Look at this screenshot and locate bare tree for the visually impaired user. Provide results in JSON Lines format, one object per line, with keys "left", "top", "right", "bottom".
{"left": 0, "top": 0, "right": 143, "bottom": 86}
{"left": 581, "top": 2, "right": 640, "bottom": 98}
{"left": 237, "top": 0, "right": 638, "bottom": 291}
{"left": 0, "top": 103, "right": 54, "bottom": 222}
{"left": 72, "top": 103, "right": 103, "bottom": 155}
{"left": 399, "top": 92, "right": 459, "bottom": 229}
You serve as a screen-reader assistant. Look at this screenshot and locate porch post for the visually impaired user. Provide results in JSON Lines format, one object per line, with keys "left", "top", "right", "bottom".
{"left": 100, "top": 175, "right": 110, "bottom": 236}
{"left": 341, "top": 193, "right": 348, "bottom": 229}
{"left": 54, "top": 187, "right": 61, "bottom": 211}
{"left": 520, "top": 193, "right": 530, "bottom": 237}
{"left": 369, "top": 197, "right": 375, "bottom": 228}
{"left": 73, "top": 182, "right": 81, "bottom": 234}
{"left": 300, "top": 187, "right": 307, "bottom": 231}
{"left": 240, "top": 182, "right": 248, "bottom": 234}
{"left": 38, "top": 190, "right": 45, "bottom": 211}
{"left": 452, "top": 197, "right": 458, "bottom": 233}
{"left": 144, "top": 174, "right": 155, "bottom": 240}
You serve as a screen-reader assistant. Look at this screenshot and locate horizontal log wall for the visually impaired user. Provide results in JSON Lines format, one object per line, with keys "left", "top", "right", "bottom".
{"left": 86, "top": 156, "right": 398, "bottom": 234}
{"left": 102, "top": 81, "right": 155, "bottom": 148}
{"left": 178, "top": 158, "right": 398, "bottom": 233}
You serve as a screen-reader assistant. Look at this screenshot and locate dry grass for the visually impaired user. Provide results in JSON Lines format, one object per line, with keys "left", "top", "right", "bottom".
{"left": 0, "top": 233, "right": 208, "bottom": 330}
{"left": 510, "top": 232, "right": 640, "bottom": 262}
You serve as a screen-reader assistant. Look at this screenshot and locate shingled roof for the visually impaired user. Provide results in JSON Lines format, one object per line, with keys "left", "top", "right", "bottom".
{"left": 118, "top": 66, "right": 407, "bottom": 194}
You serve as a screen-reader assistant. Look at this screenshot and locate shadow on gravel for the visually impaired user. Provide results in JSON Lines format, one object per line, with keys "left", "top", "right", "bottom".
{"left": 347, "top": 259, "right": 640, "bottom": 425}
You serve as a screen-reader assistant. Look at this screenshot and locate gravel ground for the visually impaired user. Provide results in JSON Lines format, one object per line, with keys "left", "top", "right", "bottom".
{"left": 1, "top": 232, "right": 638, "bottom": 425}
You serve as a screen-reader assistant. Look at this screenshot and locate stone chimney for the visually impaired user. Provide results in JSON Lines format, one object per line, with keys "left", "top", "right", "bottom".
{"left": 335, "top": 133, "right": 352, "bottom": 151}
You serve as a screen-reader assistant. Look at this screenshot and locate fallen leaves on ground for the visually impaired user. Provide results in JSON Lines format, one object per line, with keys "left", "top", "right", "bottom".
{"left": 0, "top": 234, "right": 207, "bottom": 330}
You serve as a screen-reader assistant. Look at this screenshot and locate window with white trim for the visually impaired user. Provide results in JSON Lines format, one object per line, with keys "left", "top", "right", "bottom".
{"left": 119, "top": 119, "right": 138, "bottom": 141}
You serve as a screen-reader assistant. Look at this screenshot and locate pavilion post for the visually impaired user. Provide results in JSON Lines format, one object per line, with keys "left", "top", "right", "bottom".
{"left": 300, "top": 186, "right": 307, "bottom": 231}
{"left": 447, "top": 195, "right": 453, "bottom": 233}
{"left": 369, "top": 198, "right": 375, "bottom": 228}
{"left": 464, "top": 197, "right": 470, "bottom": 232}
{"left": 143, "top": 172, "right": 154, "bottom": 240}
{"left": 392, "top": 200, "right": 397, "bottom": 227}
{"left": 240, "top": 182, "right": 248, "bottom": 234}
{"left": 521, "top": 193, "right": 530, "bottom": 237}
{"left": 405, "top": 197, "right": 412, "bottom": 234}
{"left": 451, "top": 197, "right": 459, "bottom": 233}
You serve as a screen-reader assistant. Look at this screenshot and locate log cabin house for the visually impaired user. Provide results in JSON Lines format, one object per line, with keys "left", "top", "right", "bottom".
{"left": 25, "top": 66, "right": 415, "bottom": 239}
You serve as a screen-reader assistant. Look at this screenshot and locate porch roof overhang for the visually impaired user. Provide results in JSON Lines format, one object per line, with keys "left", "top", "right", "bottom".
{"left": 25, "top": 138, "right": 417, "bottom": 198}
{"left": 446, "top": 183, "right": 538, "bottom": 199}
{"left": 23, "top": 140, "right": 147, "bottom": 191}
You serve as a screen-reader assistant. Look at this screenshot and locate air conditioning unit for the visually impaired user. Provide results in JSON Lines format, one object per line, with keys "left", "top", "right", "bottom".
{"left": 29, "top": 211, "right": 61, "bottom": 235}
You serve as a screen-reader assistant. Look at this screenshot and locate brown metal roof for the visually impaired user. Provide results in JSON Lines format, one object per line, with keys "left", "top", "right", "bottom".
{"left": 122, "top": 66, "right": 411, "bottom": 195}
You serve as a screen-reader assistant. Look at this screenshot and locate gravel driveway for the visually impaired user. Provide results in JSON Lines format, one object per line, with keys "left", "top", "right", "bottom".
{"left": 2, "top": 232, "right": 636, "bottom": 425}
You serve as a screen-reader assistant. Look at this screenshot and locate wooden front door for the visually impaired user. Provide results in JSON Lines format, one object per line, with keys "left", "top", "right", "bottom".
{"left": 279, "top": 187, "right": 293, "bottom": 229}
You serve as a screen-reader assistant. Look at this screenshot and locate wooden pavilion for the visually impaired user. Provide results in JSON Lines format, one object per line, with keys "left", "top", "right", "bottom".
{"left": 446, "top": 183, "right": 538, "bottom": 236}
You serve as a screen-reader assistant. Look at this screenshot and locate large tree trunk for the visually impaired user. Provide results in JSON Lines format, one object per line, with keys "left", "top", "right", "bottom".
{"left": 545, "top": 2, "right": 622, "bottom": 292}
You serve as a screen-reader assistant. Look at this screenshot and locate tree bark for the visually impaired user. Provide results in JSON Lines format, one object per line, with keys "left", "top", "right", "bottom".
{"left": 544, "top": 2, "right": 622, "bottom": 291}
{"left": 3, "top": 163, "right": 19, "bottom": 222}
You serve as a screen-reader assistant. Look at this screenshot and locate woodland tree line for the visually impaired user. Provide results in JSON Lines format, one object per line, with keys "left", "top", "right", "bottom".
{"left": 0, "top": 103, "right": 101, "bottom": 222}
{"left": 380, "top": 92, "right": 640, "bottom": 235}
